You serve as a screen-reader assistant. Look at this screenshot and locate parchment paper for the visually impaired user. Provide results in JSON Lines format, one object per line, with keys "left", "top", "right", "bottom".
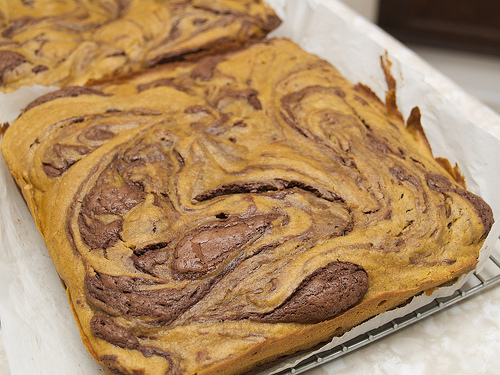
{"left": 0, "top": 0, "right": 499, "bottom": 374}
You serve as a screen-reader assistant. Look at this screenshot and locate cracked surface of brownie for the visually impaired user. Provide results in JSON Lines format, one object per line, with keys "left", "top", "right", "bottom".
{"left": 0, "top": 0, "right": 280, "bottom": 92}
{"left": 1, "top": 39, "right": 493, "bottom": 374}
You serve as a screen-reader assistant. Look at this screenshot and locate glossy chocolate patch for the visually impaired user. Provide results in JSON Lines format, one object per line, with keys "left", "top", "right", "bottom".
{"left": 251, "top": 262, "right": 368, "bottom": 323}
{"left": 172, "top": 215, "right": 273, "bottom": 279}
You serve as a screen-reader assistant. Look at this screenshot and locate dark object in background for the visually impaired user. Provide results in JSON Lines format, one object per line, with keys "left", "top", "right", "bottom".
{"left": 377, "top": 0, "right": 500, "bottom": 56}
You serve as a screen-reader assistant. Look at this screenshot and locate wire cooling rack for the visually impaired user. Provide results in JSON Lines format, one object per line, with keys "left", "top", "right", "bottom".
{"left": 274, "top": 236, "right": 500, "bottom": 375}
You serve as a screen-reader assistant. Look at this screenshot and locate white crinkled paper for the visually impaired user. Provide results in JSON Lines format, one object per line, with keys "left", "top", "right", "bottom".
{"left": 1, "top": 0, "right": 500, "bottom": 374}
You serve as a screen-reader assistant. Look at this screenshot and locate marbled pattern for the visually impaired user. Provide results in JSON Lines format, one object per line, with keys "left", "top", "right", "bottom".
{"left": 1, "top": 38, "right": 492, "bottom": 374}
{"left": 0, "top": 0, "right": 280, "bottom": 92}
{"left": 1, "top": 0, "right": 500, "bottom": 373}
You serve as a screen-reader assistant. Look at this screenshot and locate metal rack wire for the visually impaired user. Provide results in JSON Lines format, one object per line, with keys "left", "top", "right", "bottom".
{"left": 274, "top": 237, "right": 500, "bottom": 375}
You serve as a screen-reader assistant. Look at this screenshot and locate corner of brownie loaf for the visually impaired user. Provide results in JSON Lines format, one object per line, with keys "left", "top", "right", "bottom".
{"left": 0, "top": 0, "right": 280, "bottom": 93}
{"left": 0, "top": 38, "right": 493, "bottom": 375}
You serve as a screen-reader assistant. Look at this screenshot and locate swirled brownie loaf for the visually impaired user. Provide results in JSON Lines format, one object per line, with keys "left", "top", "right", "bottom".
{"left": 0, "top": 0, "right": 280, "bottom": 93}
{"left": 1, "top": 38, "right": 493, "bottom": 374}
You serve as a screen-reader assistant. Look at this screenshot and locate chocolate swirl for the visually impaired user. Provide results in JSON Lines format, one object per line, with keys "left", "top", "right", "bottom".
{"left": 250, "top": 262, "right": 368, "bottom": 324}
{"left": 0, "top": 50, "right": 27, "bottom": 84}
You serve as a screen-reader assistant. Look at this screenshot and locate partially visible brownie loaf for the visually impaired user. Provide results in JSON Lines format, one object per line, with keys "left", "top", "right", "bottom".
{"left": 1, "top": 38, "right": 493, "bottom": 374}
{"left": 0, "top": 0, "right": 280, "bottom": 93}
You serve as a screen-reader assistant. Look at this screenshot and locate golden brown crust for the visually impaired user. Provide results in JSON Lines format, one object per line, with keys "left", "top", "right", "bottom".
{"left": 1, "top": 38, "right": 493, "bottom": 374}
{"left": 0, "top": 0, "right": 280, "bottom": 93}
